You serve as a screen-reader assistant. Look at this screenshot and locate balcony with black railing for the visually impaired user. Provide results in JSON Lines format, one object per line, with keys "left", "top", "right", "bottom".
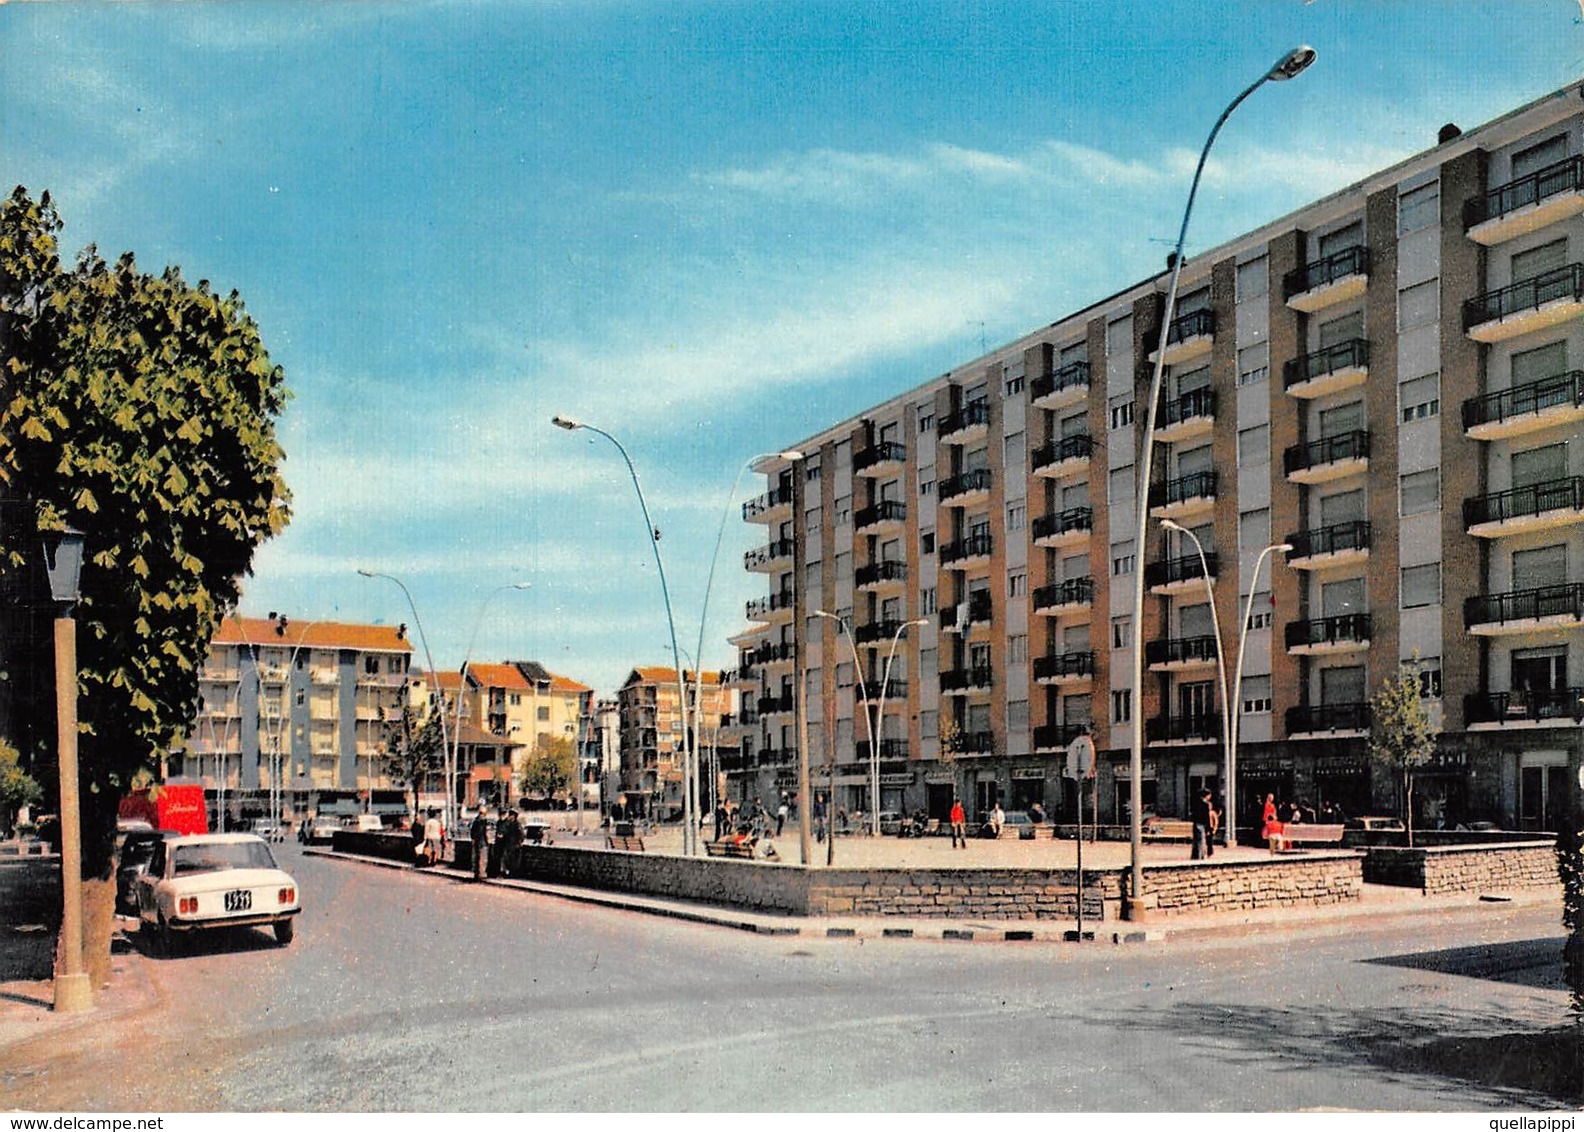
{"left": 940, "top": 665, "right": 994, "bottom": 694}
{"left": 742, "top": 483, "right": 793, "bottom": 522}
{"left": 1147, "top": 470, "right": 1217, "bottom": 518}
{"left": 1032, "top": 723, "right": 1087, "bottom": 751}
{"left": 746, "top": 590, "right": 796, "bottom": 621}
{"left": 1145, "top": 714, "right": 1222, "bottom": 745}
{"left": 940, "top": 532, "right": 994, "bottom": 567}
{"left": 1464, "top": 262, "right": 1584, "bottom": 342}
{"left": 1144, "top": 551, "right": 1217, "bottom": 594}
{"left": 1287, "top": 520, "right": 1371, "bottom": 568}
{"left": 939, "top": 592, "right": 993, "bottom": 633}
{"left": 1033, "top": 651, "right": 1096, "bottom": 684}
{"left": 1032, "top": 576, "right": 1095, "bottom": 616}
{"left": 1284, "top": 612, "right": 1371, "bottom": 654}
{"left": 1156, "top": 387, "right": 1216, "bottom": 443}
{"left": 744, "top": 536, "right": 796, "bottom": 572}
{"left": 758, "top": 746, "right": 798, "bottom": 767}
{"left": 739, "top": 640, "right": 796, "bottom": 674}
{"left": 1286, "top": 702, "right": 1370, "bottom": 736}
{"left": 1465, "top": 475, "right": 1584, "bottom": 537}
{"left": 1282, "top": 245, "right": 1370, "bottom": 311}
{"left": 1465, "top": 582, "right": 1584, "bottom": 633}
{"left": 1466, "top": 687, "right": 1584, "bottom": 726}
{"left": 854, "top": 499, "right": 907, "bottom": 533}
{"left": 1031, "top": 360, "right": 1091, "bottom": 409}
{"left": 1144, "top": 634, "right": 1219, "bottom": 670}
{"left": 855, "top": 558, "right": 909, "bottom": 590}
{"left": 853, "top": 440, "right": 908, "bottom": 477}
{"left": 1031, "top": 433, "right": 1093, "bottom": 477}
{"left": 854, "top": 617, "right": 907, "bottom": 646}
{"left": 1283, "top": 338, "right": 1370, "bottom": 398}
{"left": 1153, "top": 307, "right": 1216, "bottom": 364}
{"left": 855, "top": 738, "right": 910, "bottom": 762}
{"left": 956, "top": 730, "right": 996, "bottom": 754}
{"left": 1032, "top": 506, "right": 1093, "bottom": 548}
{"left": 756, "top": 692, "right": 795, "bottom": 717}
{"left": 1465, "top": 155, "right": 1584, "bottom": 243}
{"left": 939, "top": 399, "right": 991, "bottom": 443}
{"left": 857, "top": 678, "right": 908, "bottom": 702}
{"left": 1284, "top": 429, "right": 1370, "bottom": 484}
{"left": 939, "top": 467, "right": 993, "bottom": 505}
{"left": 1462, "top": 370, "right": 1584, "bottom": 439}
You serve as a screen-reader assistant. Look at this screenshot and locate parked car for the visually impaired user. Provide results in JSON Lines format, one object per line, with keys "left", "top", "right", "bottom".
{"left": 134, "top": 833, "right": 301, "bottom": 954}
{"left": 980, "top": 811, "right": 1037, "bottom": 839}
{"left": 352, "top": 814, "right": 384, "bottom": 833}
{"left": 116, "top": 829, "right": 171, "bottom": 915}
{"left": 251, "top": 819, "right": 286, "bottom": 843}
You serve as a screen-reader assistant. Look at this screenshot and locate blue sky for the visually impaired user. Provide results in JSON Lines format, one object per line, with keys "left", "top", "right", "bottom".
{"left": 4, "top": 1, "right": 1582, "bottom": 696}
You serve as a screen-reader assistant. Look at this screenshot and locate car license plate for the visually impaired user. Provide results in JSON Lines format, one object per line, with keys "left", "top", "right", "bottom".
{"left": 224, "top": 889, "right": 252, "bottom": 912}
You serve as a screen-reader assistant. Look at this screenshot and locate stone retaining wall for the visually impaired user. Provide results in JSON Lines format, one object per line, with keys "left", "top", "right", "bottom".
{"left": 1139, "top": 852, "right": 1363, "bottom": 916}
{"left": 1363, "top": 841, "right": 1560, "bottom": 894}
{"left": 805, "top": 868, "right": 1122, "bottom": 920}
{"left": 511, "top": 844, "right": 811, "bottom": 914}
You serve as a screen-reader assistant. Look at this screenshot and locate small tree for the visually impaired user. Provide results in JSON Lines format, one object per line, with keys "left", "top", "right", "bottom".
{"left": 938, "top": 713, "right": 961, "bottom": 763}
{"left": 0, "top": 738, "right": 43, "bottom": 835}
{"left": 1368, "top": 664, "right": 1437, "bottom": 847}
{"left": 520, "top": 734, "right": 575, "bottom": 800}
{"left": 379, "top": 703, "right": 443, "bottom": 822}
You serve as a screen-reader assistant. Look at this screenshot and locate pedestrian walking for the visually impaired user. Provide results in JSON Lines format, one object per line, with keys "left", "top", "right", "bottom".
{"left": 1191, "top": 787, "right": 1214, "bottom": 860}
{"left": 469, "top": 807, "right": 491, "bottom": 880}
{"left": 750, "top": 796, "right": 768, "bottom": 838}
{"left": 498, "top": 807, "right": 524, "bottom": 878}
{"left": 949, "top": 797, "right": 967, "bottom": 848}
{"left": 713, "top": 800, "right": 729, "bottom": 843}
{"left": 422, "top": 809, "right": 444, "bottom": 866}
{"left": 775, "top": 798, "right": 788, "bottom": 836}
{"left": 813, "top": 794, "right": 827, "bottom": 843}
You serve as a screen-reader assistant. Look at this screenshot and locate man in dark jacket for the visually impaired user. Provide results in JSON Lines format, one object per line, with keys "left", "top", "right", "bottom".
{"left": 1192, "top": 787, "right": 1215, "bottom": 860}
{"left": 497, "top": 807, "right": 524, "bottom": 878}
{"left": 469, "top": 807, "right": 491, "bottom": 880}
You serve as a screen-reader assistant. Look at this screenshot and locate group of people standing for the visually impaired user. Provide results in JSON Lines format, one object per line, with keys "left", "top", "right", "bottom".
{"left": 468, "top": 805, "right": 525, "bottom": 880}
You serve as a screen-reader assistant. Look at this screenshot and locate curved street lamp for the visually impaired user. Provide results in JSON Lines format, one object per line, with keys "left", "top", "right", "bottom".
{"left": 552, "top": 414, "right": 698, "bottom": 854}
{"left": 357, "top": 569, "right": 454, "bottom": 834}
{"left": 1228, "top": 542, "right": 1292, "bottom": 844}
{"left": 1124, "top": 45, "right": 1315, "bottom": 917}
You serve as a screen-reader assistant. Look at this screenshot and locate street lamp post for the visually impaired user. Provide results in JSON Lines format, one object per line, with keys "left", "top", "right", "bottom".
{"left": 43, "top": 527, "right": 92, "bottom": 1014}
{"left": 552, "top": 415, "right": 697, "bottom": 854}
{"left": 1123, "top": 45, "right": 1315, "bottom": 918}
{"left": 871, "top": 618, "right": 927, "bottom": 836}
{"left": 694, "top": 450, "right": 803, "bottom": 854}
{"left": 1159, "top": 519, "right": 1231, "bottom": 847}
{"left": 357, "top": 570, "right": 454, "bottom": 835}
{"left": 1227, "top": 542, "right": 1292, "bottom": 845}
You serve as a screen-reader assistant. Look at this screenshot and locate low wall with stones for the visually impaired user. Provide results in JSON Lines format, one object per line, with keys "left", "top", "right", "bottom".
{"left": 1138, "top": 852, "right": 1364, "bottom": 917}
{"left": 805, "top": 868, "right": 1123, "bottom": 921}
{"left": 510, "top": 844, "right": 811, "bottom": 914}
{"left": 1363, "top": 841, "right": 1560, "bottom": 894}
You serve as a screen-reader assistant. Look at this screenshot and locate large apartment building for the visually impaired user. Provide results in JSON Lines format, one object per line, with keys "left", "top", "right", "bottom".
{"left": 616, "top": 666, "right": 732, "bottom": 817}
{"left": 727, "top": 83, "right": 1584, "bottom": 836}
{"left": 179, "top": 616, "right": 414, "bottom": 822}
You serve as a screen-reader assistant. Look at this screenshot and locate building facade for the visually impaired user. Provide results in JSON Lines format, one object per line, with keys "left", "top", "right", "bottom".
{"left": 728, "top": 84, "right": 1584, "bottom": 835}
{"left": 178, "top": 616, "right": 414, "bottom": 822}
{"left": 616, "top": 666, "right": 731, "bottom": 818}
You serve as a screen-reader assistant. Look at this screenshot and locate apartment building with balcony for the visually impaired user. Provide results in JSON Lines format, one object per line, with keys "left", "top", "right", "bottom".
{"left": 729, "top": 84, "right": 1584, "bottom": 835}
{"left": 178, "top": 616, "right": 414, "bottom": 821}
{"left": 616, "top": 666, "right": 732, "bottom": 818}
{"left": 454, "top": 661, "right": 596, "bottom": 804}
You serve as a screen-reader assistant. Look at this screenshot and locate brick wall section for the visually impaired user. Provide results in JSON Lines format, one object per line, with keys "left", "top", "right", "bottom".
{"left": 1266, "top": 230, "right": 1304, "bottom": 737}
{"left": 808, "top": 867, "right": 1123, "bottom": 919}
{"left": 1364, "top": 186, "right": 1403, "bottom": 683}
{"left": 1134, "top": 291, "right": 1168, "bottom": 728}
{"left": 1208, "top": 256, "right": 1242, "bottom": 716}
{"left": 1363, "top": 841, "right": 1560, "bottom": 893}
{"left": 1141, "top": 852, "right": 1363, "bottom": 915}
{"left": 1086, "top": 316, "right": 1112, "bottom": 751}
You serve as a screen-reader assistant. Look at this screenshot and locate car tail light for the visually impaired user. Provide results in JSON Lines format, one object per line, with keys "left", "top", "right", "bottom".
{"left": 278, "top": 887, "right": 295, "bottom": 905}
{"left": 179, "top": 896, "right": 198, "bottom": 915}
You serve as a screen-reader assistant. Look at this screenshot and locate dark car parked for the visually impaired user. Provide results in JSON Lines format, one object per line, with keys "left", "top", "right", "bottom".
{"left": 116, "top": 829, "right": 172, "bottom": 915}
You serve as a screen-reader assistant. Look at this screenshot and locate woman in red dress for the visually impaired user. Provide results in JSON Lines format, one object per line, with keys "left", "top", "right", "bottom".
{"left": 1261, "top": 793, "right": 1285, "bottom": 853}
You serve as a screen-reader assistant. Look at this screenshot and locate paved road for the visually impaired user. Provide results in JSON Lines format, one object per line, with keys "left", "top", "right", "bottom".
{"left": 4, "top": 842, "right": 1574, "bottom": 1112}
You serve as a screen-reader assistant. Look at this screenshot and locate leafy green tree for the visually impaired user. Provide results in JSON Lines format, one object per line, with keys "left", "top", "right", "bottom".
{"left": 0, "top": 187, "right": 289, "bottom": 979}
{"left": 379, "top": 701, "right": 444, "bottom": 821}
{"left": 520, "top": 734, "right": 575, "bottom": 799}
{"left": 1367, "top": 664, "right": 1437, "bottom": 848}
{"left": 0, "top": 737, "right": 43, "bottom": 834}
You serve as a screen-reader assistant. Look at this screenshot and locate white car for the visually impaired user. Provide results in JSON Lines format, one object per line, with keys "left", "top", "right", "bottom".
{"left": 135, "top": 833, "right": 301, "bottom": 953}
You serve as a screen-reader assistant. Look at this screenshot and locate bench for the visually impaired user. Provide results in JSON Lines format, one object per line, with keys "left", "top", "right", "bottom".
{"left": 705, "top": 840, "right": 757, "bottom": 859}
{"left": 1142, "top": 819, "right": 1195, "bottom": 843}
{"left": 1270, "top": 823, "right": 1346, "bottom": 851}
{"left": 605, "top": 835, "right": 646, "bottom": 852}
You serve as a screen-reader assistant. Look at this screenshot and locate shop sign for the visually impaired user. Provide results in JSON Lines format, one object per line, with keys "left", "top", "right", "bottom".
{"left": 924, "top": 769, "right": 956, "bottom": 784}
{"left": 1011, "top": 768, "right": 1046, "bottom": 780}
{"left": 1314, "top": 755, "right": 1367, "bottom": 775}
{"left": 880, "top": 773, "right": 915, "bottom": 786}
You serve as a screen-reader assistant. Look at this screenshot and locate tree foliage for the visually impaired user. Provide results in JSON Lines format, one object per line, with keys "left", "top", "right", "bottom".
{"left": 520, "top": 733, "right": 575, "bottom": 799}
{"left": 0, "top": 736, "right": 43, "bottom": 819}
{"left": 379, "top": 701, "right": 444, "bottom": 818}
{"left": 0, "top": 187, "right": 290, "bottom": 870}
{"left": 1367, "top": 663, "right": 1437, "bottom": 847}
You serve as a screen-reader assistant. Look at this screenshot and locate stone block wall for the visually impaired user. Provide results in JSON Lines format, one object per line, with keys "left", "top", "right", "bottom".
{"left": 1364, "top": 841, "right": 1561, "bottom": 894}
{"left": 804, "top": 868, "right": 1123, "bottom": 921}
{"left": 512, "top": 844, "right": 811, "bottom": 913}
{"left": 1140, "top": 853, "right": 1364, "bottom": 917}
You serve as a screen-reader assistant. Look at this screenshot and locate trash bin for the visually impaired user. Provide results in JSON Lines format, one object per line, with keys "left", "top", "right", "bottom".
{"left": 614, "top": 821, "right": 636, "bottom": 838}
